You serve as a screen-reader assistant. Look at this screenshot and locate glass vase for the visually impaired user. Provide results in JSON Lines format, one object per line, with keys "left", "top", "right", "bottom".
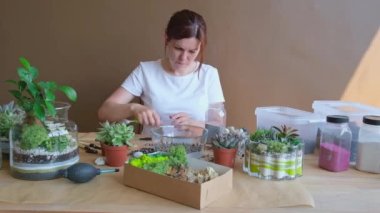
{"left": 245, "top": 141, "right": 303, "bottom": 180}
{"left": 9, "top": 102, "right": 79, "bottom": 180}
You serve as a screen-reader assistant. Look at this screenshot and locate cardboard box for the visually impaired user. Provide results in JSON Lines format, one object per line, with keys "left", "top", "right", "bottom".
{"left": 123, "top": 158, "right": 233, "bottom": 209}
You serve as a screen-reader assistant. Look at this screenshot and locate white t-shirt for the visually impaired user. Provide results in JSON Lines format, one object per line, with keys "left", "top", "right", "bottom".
{"left": 121, "top": 60, "right": 225, "bottom": 135}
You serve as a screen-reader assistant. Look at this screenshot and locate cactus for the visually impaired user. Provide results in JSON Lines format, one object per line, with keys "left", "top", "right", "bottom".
{"left": 212, "top": 126, "right": 249, "bottom": 149}
{"left": 0, "top": 101, "right": 25, "bottom": 138}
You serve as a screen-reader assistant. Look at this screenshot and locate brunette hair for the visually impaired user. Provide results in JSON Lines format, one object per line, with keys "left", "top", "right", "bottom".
{"left": 165, "top": 9, "right": 207, "bottom": 71}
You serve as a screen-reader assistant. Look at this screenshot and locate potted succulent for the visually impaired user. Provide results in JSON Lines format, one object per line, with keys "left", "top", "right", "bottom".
{"left": 246, "top": 125, "right": 303, "bottom": 180}
{"left": 211, "top": 126, "right": 249, "bottom": 168}
{"left": 96, "top": 121, "right": 135, "bottom": 167}
{"left": 6, "top": 57, "right": 78, "bottom": 180}
{"left": 0, "top": 101, "right": 25, "bottom": 157}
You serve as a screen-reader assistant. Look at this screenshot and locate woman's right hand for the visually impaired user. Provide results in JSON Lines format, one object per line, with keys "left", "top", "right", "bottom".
{"left": 131, "top": 104, "right": 161, "bottom": 127}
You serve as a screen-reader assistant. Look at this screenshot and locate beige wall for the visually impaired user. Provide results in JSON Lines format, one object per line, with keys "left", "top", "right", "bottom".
{"left": 1, "top": 0, "right": 380, "bottom": 132}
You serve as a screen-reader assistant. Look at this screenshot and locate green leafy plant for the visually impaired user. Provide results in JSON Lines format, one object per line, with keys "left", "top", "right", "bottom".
{"left": 96, "top": 121, "right": 135, "bottom": 147}
{"left": 212, "top": 126, "right": 249, "bottom": 149}
{"left": 5, "top": 57, "right": 78, "bottom": 152}
{"left": 250, "top": 125, "right": 302, "bottom": 154}
{"left": 7, "top": 57, "right": 77, "bottom": 122}
{"left": 0, "top": 101, "right": 25, "bottom": 138}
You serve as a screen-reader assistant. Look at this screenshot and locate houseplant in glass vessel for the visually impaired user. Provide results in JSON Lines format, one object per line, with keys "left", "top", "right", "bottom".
{"left": 96, "top": 121, "right": 135, "bottom": 167}
{"left": 7, "top": 57, "right": 78, "bottom": 180}
{"left": 245, "top": 125, "right": 303, "bottom": 180}
{"left": 0, "top": 101, "right": 25, "bottom": 158}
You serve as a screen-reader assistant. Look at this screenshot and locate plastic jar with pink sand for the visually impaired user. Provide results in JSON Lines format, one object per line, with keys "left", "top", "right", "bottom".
{"left": 318, "top": 115, "right": 352, "bottom": 172}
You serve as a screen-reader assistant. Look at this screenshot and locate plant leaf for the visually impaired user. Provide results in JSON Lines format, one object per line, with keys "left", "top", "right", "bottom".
{"left": 18, "top": 81, "right": 27, "bottom": 91}
{"left": 33, "top": 103, "right": 45, "bottom": 121}
{"left": 45, "top": 90, "right": 56, "bottom": 102}
{"left": 19, "top": 57, "right": 31, "bottom": 70}
{"left": 45, "top": 100, "right": 56, "bottom": 116}
{"left": 59, "top": 85, "right": 77, "bottom": 102}
{"left": 26, "top": 82, "right": 39, "bottom": 98}
{"left": 6, "top": 80, "right": 17, "bottom": 85}
{"left": 39, "top": 81, "right": 57, "bottom": 90}
{"left": 17, "top": 67, "right": 30, "bottom": 83}
{"left": 9, "top": 90, "right": 22, "bottom": 99}
{"left": 29, "top": 66, "right": 39, "bottom": 80}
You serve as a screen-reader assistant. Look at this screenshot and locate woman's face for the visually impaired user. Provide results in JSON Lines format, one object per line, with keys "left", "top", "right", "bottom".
{"left": 166, "top": 37, "right": 201, "bottom": 73}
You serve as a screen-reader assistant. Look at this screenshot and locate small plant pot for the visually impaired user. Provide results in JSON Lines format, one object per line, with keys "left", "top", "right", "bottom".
{"left": 102, "top": 143, "right": 128, "bottom": 167}
{"left": 213, "top": 147, "right": 236, "bottom": 168}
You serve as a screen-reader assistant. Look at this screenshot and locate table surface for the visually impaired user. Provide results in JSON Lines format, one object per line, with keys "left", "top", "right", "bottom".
{"left": 1, "top": 133, "right": 380, "bottom": 213}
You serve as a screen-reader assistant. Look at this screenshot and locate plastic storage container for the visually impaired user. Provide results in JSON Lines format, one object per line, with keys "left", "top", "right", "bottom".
{"left": 205, "top": 103, "right": 226, "bottom": 145}
{"left": 313, "top": 100, "right": 380, "bottom": 163}
{"left": 356, "top": 115, "right": 380, "bottom": 173}
{"left": 255, "top": 106, "right": 324, "bottom": 154}
{"left": 318, "top": 115, "right": 352, "bottom": 172}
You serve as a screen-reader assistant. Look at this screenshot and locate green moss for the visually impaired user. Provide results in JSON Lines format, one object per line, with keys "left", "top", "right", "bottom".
{"left": 130, "top": 154, "right": 170, "bottom": 175}
{"left": 130, "top": 145, "right": 188, "bottom": 175}
{"left": 20, "top": 124, "right": 49, "bottom": 150}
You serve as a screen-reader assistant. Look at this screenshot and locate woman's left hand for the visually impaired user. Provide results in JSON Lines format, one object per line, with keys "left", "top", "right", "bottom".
{"left": 170, "top": 112, "right": 204, "bottom": 127}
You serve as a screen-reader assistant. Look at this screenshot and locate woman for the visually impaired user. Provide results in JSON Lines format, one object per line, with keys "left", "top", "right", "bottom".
{"left": 98, "top": 9, "right": 225, "bottom": 135}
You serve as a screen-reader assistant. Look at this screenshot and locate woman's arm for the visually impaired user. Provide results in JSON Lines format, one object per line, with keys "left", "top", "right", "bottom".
{"left": 97, "top": 87, "right": 161, "bottom": 126}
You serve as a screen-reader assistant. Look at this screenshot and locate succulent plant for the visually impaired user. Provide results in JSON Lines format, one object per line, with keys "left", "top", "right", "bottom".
{"left": 43, "top": 121, "right": 71, "bottom": 151}
{"left": 0, "top": 101, "right": 26, "bottom": 138}
{"left": 212, "top": 126, "right": 249, "bottom": 149}
{"left": 96, "top": 121, "right": 135, "bottom": 147}
{"left": 250, "top": 125, "right": 302, "bottom": 154}
{"left": 272, "top": 125, "right": 300, "bottom": 143}
{"left": 250, "top": 129, "right": 274, "bottom": 142}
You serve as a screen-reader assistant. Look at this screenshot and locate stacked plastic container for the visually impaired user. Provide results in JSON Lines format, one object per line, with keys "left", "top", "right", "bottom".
{"left": 255, "top": 106, "right": 324, "bottom": 154}
{"left": 312, "top": 100, "right": 380, "bottom": 163}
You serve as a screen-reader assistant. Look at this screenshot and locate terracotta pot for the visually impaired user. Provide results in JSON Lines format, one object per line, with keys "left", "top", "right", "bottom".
{"left": 213, "top": 147, "right": 237, "bottom": 168}
{"left": 102, "top": 143, "right": 128, "bottom": 167}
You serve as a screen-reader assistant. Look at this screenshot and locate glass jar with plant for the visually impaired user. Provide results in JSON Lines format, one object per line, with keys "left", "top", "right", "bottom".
{"left": 247, "top": 125, "right": 303, "bottom": 180}
{"left": 0, "top": 101, "right": 25, "bottom": 159}
{"left": 7, "top": 57, "right": 78, "bottom": 180}
{"left": 212, "top": 126, "right": 249, "bottom": 168}
{"left": 96, "top": 121, "right": 135, "bottom": 167}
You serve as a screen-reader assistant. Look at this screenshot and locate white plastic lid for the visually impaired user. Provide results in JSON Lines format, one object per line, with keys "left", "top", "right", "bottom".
{"left": 255, "top": 106, "right": 324, "bottom": 124}
{"left": 312, "top": 100, "right": 380, "bottom": 117}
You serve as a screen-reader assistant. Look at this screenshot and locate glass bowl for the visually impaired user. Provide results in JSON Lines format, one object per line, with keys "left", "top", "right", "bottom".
{"left": 151, "top": 125, "right": 208, "bottom": 154}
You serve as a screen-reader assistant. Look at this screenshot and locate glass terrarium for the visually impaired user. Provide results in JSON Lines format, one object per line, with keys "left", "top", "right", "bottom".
{"left": 246, "top": 141, "right": 303, "bottom": 180}
{"left": 151, "top": 125, "right": 208, "bottom": 157}
{"left": 243, "top": 126, "right": 304, "bottom": 180}
{"left": 9, "top": 102, "right": 79, "bottom": 180}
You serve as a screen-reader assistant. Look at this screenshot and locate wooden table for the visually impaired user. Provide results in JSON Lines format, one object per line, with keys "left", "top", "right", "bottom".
{"left": 1, "top": 133, "right": 380, "bottom": 212}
